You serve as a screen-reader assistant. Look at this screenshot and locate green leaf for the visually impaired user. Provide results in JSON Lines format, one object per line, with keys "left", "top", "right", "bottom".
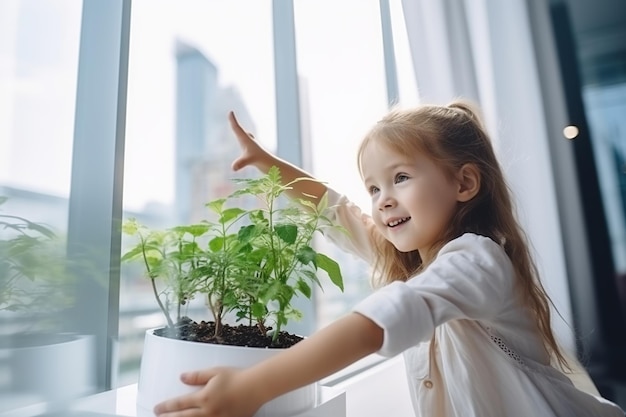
{"left": 274, "top": 224, "right": 297, "bottom": 244}
{"left": 120, "top": 245, "right": 146, "bottom": 262}
{"left": 267, "top": 165, "right": 282, "bottom": 184}
{"left": 316, "top": 253, "right": 344, "bottom": 292}
{"left": 296, "top": 280, "right": 312, "bottom": 298}
{"left": 172, "top": 224, "right": 209, "bottom": 237}
{"left": 237, "top": 224, "right": 257, "bottom": 242}
{"left": 219, "top": 208, "right": 246, "bottom": 224}
{"left": 206, "top": 198, "right": 226, "bottom": 214}
{"left": 208, "top": 236, "right": 224, "bottom": 252}
{"left": 249, "top": 210, "right": 268, "bottom": 225}
{"left": 248, "top": 247, "right": 269, "bottom": 263}
{"left": 121, "top": 218, "right": 139, "bottom": 235}
{"left": 30, "top": 224, "right": 56, "bottom": 239}
{"left": 237, "top": 242, "right": 253, "bottom": 255}
{"left": 296, "top": 245, "right": 316, "bottom": 265}
{"left": 299, "top": 269, "right": 322, "bottom": 288}
{"left": 223, "top": 291, "right": 239, "bottom": 306}
{"left": 276, "top": 285, "right": 295, "bottom": 309}
{"left": 284, "top": 306, "right": 303, "bottom": 322}
{"left": 317, "top": 191, "right": 329, "bottom": 212}
{"left": 251, "top": 302, "right": 267, "bottom": 319}
{"left": 297, "top": 199, "right": 318, "bottom": 211}
{"left": 260, "top": 280, "right": 282, "bottom": 304}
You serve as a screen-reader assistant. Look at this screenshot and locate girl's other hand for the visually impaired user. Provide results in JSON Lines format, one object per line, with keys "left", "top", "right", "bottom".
{"left": 229, "top": 111, "right": 266, "bottom": 172}
{"left": 153, "top": 366, "right": 262, "bottom": 417}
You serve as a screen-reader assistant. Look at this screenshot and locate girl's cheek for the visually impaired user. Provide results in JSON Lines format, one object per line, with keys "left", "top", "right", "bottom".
{"left": 371, "top": 200, "right": 379, "bottom": 216}
{"left": 372, "top": 214, "right": 384, "bottom": 230}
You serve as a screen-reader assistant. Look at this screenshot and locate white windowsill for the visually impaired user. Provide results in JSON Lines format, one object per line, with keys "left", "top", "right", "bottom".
{"left": 0, "top": 355, "right": 413, "bottom": 417}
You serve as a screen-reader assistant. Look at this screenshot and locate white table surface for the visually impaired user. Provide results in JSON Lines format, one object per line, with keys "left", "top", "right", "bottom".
{"left": 0, "top": 384, "right": 344, "bottom": 417}
{"left": 1, "top": 356, "right": 411, "bottom": 417}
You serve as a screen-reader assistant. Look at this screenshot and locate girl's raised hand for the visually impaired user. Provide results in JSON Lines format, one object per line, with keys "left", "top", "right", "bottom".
{"left": 153, "top": 366, "right": 263, "bottom": 417}
{"left": 228, "top": 111, "right": 267, "bottom": 172}
{"left": 228, "top": 110, "right": 326, "bottom": 201}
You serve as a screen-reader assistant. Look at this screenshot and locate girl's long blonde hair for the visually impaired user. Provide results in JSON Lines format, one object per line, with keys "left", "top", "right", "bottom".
{"left": 357, "top": 99, "right": 569, "bottom": 369}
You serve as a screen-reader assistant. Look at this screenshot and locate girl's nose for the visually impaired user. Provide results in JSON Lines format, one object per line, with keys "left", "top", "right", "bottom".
{"left": 377, "top": 192, "right": 396, "bottom": 211}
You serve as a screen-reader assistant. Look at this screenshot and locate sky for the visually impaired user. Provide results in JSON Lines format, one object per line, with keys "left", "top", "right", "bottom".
{"left": 0, "top": 0, "right": 81, "bottom": 197}
{"left": 1, "top": 0, "right": 418, "bottom": 214}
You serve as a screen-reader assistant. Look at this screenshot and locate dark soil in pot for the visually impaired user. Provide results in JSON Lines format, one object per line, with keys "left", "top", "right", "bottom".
{"left": 154, "top": 316, "right": 303, "bottom": 349}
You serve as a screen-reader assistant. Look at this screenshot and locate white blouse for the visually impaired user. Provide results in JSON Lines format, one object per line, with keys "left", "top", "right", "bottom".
{"left": 324, "top": 190, "right": 625, "bottom": 417}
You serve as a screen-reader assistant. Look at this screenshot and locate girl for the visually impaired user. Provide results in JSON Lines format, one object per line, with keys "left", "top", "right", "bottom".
{"left": 155, "top": 101, "right": 625, "bottom": 417}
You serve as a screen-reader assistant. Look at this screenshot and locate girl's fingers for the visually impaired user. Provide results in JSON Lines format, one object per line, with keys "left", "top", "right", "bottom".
{"left": 228, "top": 110, "right": 238, "bottom": 127}
{"left": 229, "top": 111, "right": 256, "bottom": 143}
{"left": 181, "top": 368, "right": 218, "bottom": 385}
{"left": 156, "top": 408, "right": 206, "bottom": 417}
{"left": 155, "top": 369, "right": 224, "bottom": 414}
{"left": 228, "top": 110, "right": 259, "bottom": 172}
{"left": 232, "top": 156, "right": 253, "bottom": 171}
{"left": 231, "top": 157, "right": 243, "bottom": 171}
{"left": 228, "top": 111, "right": 250, "bottom": 140}
{"left": 154, "top": 392, "right": 201, "bottom": 415}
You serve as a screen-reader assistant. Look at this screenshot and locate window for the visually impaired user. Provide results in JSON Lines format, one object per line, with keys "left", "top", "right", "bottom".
{"left": 119, "top": 0, "right": 276, "bottom": 386}
{"left": 0, "top": 0, "right": 90, "bottom": 409}
{"left": 293, "top": 0, "right": 419, "bottom": 330}
{"left": 2, "top": 1, "right": 425, "bottom": 407}
{"left": 119, "top": 0, "right": 420, "bottom": 385}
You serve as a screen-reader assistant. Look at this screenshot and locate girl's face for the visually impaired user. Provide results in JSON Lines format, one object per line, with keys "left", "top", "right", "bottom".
{"left": 360, "top": 140, "right": 461, "bottom": 260}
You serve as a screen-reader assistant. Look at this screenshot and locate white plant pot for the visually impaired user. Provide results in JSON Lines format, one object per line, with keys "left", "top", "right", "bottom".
{"left": 4, "top": 333, "right": 95, "bottom": 404}
{"left": 137, "top": 329, "right": 317, "bottom": 417}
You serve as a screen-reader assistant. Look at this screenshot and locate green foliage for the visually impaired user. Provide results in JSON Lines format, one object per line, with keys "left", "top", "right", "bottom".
{"left": 121, "top": 220, "right": 209, "bottom": 328}
{"left": 121, "top": 166, "right": 345, "bottom": 344}
{"left": 0, "top": 197, "right": 71, "bottom": 331}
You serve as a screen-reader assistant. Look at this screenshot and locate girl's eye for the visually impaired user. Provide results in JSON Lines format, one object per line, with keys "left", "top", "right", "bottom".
{"left": 395, "top": 174, "right": 409, "bottom": 184}
{"left": 368, "top": 185, "right": 380, "bottom": 195}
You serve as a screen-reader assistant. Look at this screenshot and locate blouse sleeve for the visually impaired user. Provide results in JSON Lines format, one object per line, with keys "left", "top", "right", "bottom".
{"left": 352, "top": 233, "right": 516, "bottom": 357}
{"left": 323, "top": 189, "right": 379, "bottom": 264}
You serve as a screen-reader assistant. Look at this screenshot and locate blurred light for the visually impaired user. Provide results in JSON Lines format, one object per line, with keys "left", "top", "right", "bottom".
{"left": 132, "top": 312, "right": 166, "bottom": 329}
{"left": 563, "top": 125, "right": 579, "bottom": 139}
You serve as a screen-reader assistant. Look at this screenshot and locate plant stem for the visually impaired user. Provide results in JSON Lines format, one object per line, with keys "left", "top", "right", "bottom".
{"left": 214, "top": 299, "right": 223, "bottom": 337}
{"left": 150, "top": 277, "right": 174, "bottom": 328}
{"left": 176, "top": 239, "right": 183, "bottom": 323}
{"left": 257, "top": 320, "right": 267, "bottom": 337}
{"left": 140, "top": 235, "right": 174, "bottom": 328}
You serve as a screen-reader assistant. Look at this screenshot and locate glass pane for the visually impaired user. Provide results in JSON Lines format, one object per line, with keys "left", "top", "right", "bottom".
{"left": 119, "top": 0, "right": 275, "bottom": 386}
{"left": 0, "top": 0, "right": 93, "bottom": 412}
{"left": 293, "top": 0, "right": 388, "bottom": 329}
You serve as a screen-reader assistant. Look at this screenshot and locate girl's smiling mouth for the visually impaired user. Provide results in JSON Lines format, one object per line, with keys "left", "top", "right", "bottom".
{"left": 387, "top": 217, "right": 411, "bottom": 227}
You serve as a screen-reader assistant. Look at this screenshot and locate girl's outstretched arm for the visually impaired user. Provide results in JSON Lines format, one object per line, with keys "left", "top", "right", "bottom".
{"left": 154, "top": 312, "right": 383, "bottom": 417}
{"left": 229, "top": 111, "right": 327, "bottom": 203}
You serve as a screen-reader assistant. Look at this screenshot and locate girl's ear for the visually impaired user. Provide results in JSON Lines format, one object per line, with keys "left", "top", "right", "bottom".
{"left": 455, "top": 163, "right": 481, "bottom": 202}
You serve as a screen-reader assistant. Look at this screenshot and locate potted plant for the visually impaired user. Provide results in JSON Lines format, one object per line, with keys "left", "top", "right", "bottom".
{"left": 0, "top": 196, "right": 61, "bottom": 316}
{"left": 121, "top": 166, "right": 345, "bottom": 417}
{"left": 0, "top": 196, "right": 94, "bottom": 410}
